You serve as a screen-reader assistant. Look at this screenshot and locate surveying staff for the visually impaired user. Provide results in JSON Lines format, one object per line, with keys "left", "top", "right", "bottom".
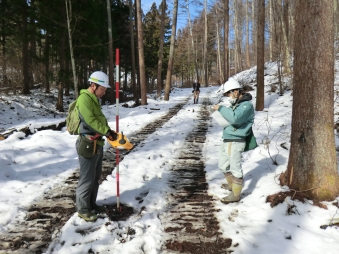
{"left": 213, "top": 78, "right": 254, "bottom": 203}
{"left": 193, "top": 81, "right": 200, "bottom": 104}
{"left": 75, "top": 71, "right": 117, "bottom": 222}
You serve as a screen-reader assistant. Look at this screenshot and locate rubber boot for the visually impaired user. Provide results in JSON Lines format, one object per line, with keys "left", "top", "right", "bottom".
{"left": 78, "top": 210, "right": 97, "bottom": 222}
{"left": 221, "top": 172, "right": 233, "bottom": 191}
{"left": 221, "top": 177, "right": 243, "bottom": 204}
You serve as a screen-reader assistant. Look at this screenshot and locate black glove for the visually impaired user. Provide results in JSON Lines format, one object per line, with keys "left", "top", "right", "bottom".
{"left": 108, "top": 130, "right": 118, "bottom": 141}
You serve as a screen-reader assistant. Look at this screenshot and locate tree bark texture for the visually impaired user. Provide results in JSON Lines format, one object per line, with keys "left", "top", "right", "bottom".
{"left": 44, "top": 30, "right": 50, "bottom": 93}
{"left": 233, "top": 0, "right": 242, "bottom": 74}
{"left": 281, "top": 0, "right": 291, "bottom": 74}
{"left": 136, "top": 0, "right": 147, "bottom": 105}
{"left": 251, "top": 0, "right": 256, "bottom": 66}
{"left": 65, "top": 0, "right": 78, "bottom": 98}
{"left": 56, "top": 32, "right": 65, "bottom": 112}
{"left": 128, "top": 0, "right": 137, "bottom": 105}
{"left": 223, "top": 0, "right": 229, "bottom": 83}
{"left": 269, "top": 0, "right": 274, "bottom": 61}
{"left": 245, "top": 0, "right": 250, "bottom": 68}
{"left": 215, "top": 6, "right": 222, "bottom": 84}
{"left": 106, "top": 0, "right": 114, "bottom": 104}
{"left": 282, "top": 0, "right": 339, "bottom": 200}
{"left": 186, "top": 0, "right": 199, "bottom": 82}
{"left": 21, "top": 0, "right": 30, "bottom": 95}
{"left": 156, "top": 0, "right": 166, "bottom": 98}
{"left": 164, "top": 0, "right": 178, "bottom": 101}
{"left": 335, "top": 0, "right": 339, "bottom": 39}
{"left": 255, "top": 0, "right": 264, "bottom": 111}
{"left": 203, "top": 0, "right": 208, "bottom": 86}
{"left": 1, "top": 0, "right": 7, "bottom": 88}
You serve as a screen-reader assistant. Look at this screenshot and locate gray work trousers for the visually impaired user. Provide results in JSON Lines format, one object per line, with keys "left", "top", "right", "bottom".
{"left": 75, "top": 139, "right": 103, "bottom": 213}
{"left": 218, "top": 141, "right": 245, "bottom": 179}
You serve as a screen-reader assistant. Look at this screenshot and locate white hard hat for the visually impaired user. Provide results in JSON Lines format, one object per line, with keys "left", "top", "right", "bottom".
{"left": 222, "top": 78, "right": 241, "bottom": 93}
{"left": 88, "top": 71, "right": 111, "bottom": 88}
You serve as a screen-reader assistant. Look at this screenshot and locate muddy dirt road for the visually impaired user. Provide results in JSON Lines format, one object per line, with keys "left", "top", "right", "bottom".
{"left": 0, "top": 94, "right": 233, "bottom": 254}
{"left": 160, "top": 96, "right": 232, "bottom": 253}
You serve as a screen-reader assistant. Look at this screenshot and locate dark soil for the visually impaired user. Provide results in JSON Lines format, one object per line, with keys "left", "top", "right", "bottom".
{"left": 266, "top": 190, "right": 328, "bottom": 209}
{"left": 166, "top": 240, "right": 232, "bottom": 254}
{"left": 106, "top": 203, "right": 134, "bottom": 221}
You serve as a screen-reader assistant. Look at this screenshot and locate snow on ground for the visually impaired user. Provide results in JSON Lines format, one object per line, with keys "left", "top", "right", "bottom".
{"left": 0, "top": 62, "right": 339, "bottom": 254}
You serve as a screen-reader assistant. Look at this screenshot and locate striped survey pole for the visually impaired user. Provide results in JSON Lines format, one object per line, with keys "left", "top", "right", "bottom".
{"left": 115, "top": 48, "right": 121, "bottom": 211}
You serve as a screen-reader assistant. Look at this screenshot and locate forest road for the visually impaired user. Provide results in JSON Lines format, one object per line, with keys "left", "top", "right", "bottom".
{"left": 0, "top": 97, "right": 189, "bottom": 253}
{"left": 160, "top": 94, "right": 232, "bottom": 254}
{"left": 0, "top": 92, "right": 233, "bottom": 254}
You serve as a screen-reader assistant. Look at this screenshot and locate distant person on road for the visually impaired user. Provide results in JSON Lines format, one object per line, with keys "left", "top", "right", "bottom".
{"left": 213, "top": 78, "right": 254, "bottom": 203}
{"left": 193, "top": 80, "right": 200, "bottom": 104}
{"left": 75, "top": 71, "right": 118, "bottom": 222}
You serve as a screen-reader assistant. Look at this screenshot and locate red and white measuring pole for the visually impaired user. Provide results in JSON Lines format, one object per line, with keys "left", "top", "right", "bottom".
{"left": 115, "top": 48, "right": 121, "bottom": 211}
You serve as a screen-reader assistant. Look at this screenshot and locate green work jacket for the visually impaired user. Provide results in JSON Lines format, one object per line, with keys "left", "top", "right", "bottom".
{"left": 76, "top": 89, "right": 110, "bottom": 146}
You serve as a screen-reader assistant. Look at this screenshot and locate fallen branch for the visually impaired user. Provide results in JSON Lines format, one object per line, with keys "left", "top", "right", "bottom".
{"left": 0, "top": 121, "right": 66, "bottom": 140}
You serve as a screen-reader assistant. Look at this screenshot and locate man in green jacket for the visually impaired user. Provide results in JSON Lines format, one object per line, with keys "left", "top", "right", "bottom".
{"left": 75, "top": 71, "right": 117, "bottom": 222}
{"left": 213, "top": 78, "right": 255, "bottom": 203}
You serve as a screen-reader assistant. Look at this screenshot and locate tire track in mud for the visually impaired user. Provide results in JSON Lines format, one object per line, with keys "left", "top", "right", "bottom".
{"left": 160, "top": 95, "right": 233, "bottom": 254}
{"left": 0, "top": 98, "right": 190, "bottom": 254}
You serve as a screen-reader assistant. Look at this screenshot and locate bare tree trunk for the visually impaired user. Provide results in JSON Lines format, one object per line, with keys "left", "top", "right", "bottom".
{"left": 106, "top": 0, "right": 114, "bottom": 104}
{"left": 335, "top": 0, "right": 339, "bottom": 40}
{"left": 65, "top": 0, "right": 78, "bottom": 98}
{"left": 21, "top": 0, "right": 30, "bottom": 95}
{"left": 255, "top": 0, "right": 265, "bottom": 111}
{"left": 272, "top": 0, "right": 284, "bottom": 95}
{"left": 215, "top": 6, "right": 222, "bottom": 84}
{"left": 277, "top": 56, "right": 283, "bottom": 96}
{"left": 186, "top": 36, "right": 192, "bottom": 84}
{"left": 269, "top": 0, "right": 274, "bottom": 61}
{"left": 1, "top": 0, "right": 7, "bottom": 87}
{"left": 44, "top": 30, "right": 50, "bottom": 93}
{"left": 203, "top": 0, "right": 208, "bottom": 86}
{"left": 281, "top": 0, "right": 291, "bottom": 74}
{"left": 233, "top": 0, "right": 238, "bottom": 74}
{"left": 28, "top": 0, "right": 36, "bottom": 89}
{"left": 128, "top": 0, "right": 137, "bottom": 105}
{"left": 156, "top": 0, "right": 166, "bottom": 98}
{"left": 65, "top": 56, "right": 70, "bottom": 96}
{"left": 272, "top": 2, "right": 285, "bottom": 97}
{"left": 136, "top": 0, "right": 147, "bottom": 105}
{"left": 245, "top": 0, "right": 250, "bottom": 68}
{"left": 164, "top": 0, "right": 178, "bottom": 101}
{"left": 223, "top": 0, "right": 229, "bottom": 82}
{"left": 252, "top": 0, "right": 256, "bottom": 66}
{"left": 56, "top": 34, "right": 65, "bottom": 112}
{"left": 287, "top": 1, "right": 295, "bottom": 56}
{"left": 281, "top": 0, "right": 339, "bottom": 200}
{"left": 186, "top": 0, "right": 199, "bottom": 82}
{"left": 233, "top": 0, "right": 242, "bottom": 73}
{"left": 135, "top": 18, "right": 140, "bottom": 103}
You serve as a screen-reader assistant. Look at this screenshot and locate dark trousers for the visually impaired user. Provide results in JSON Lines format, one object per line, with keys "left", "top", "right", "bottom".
{"left": 75, "top": 140, "right": 103, "bottom": 212}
